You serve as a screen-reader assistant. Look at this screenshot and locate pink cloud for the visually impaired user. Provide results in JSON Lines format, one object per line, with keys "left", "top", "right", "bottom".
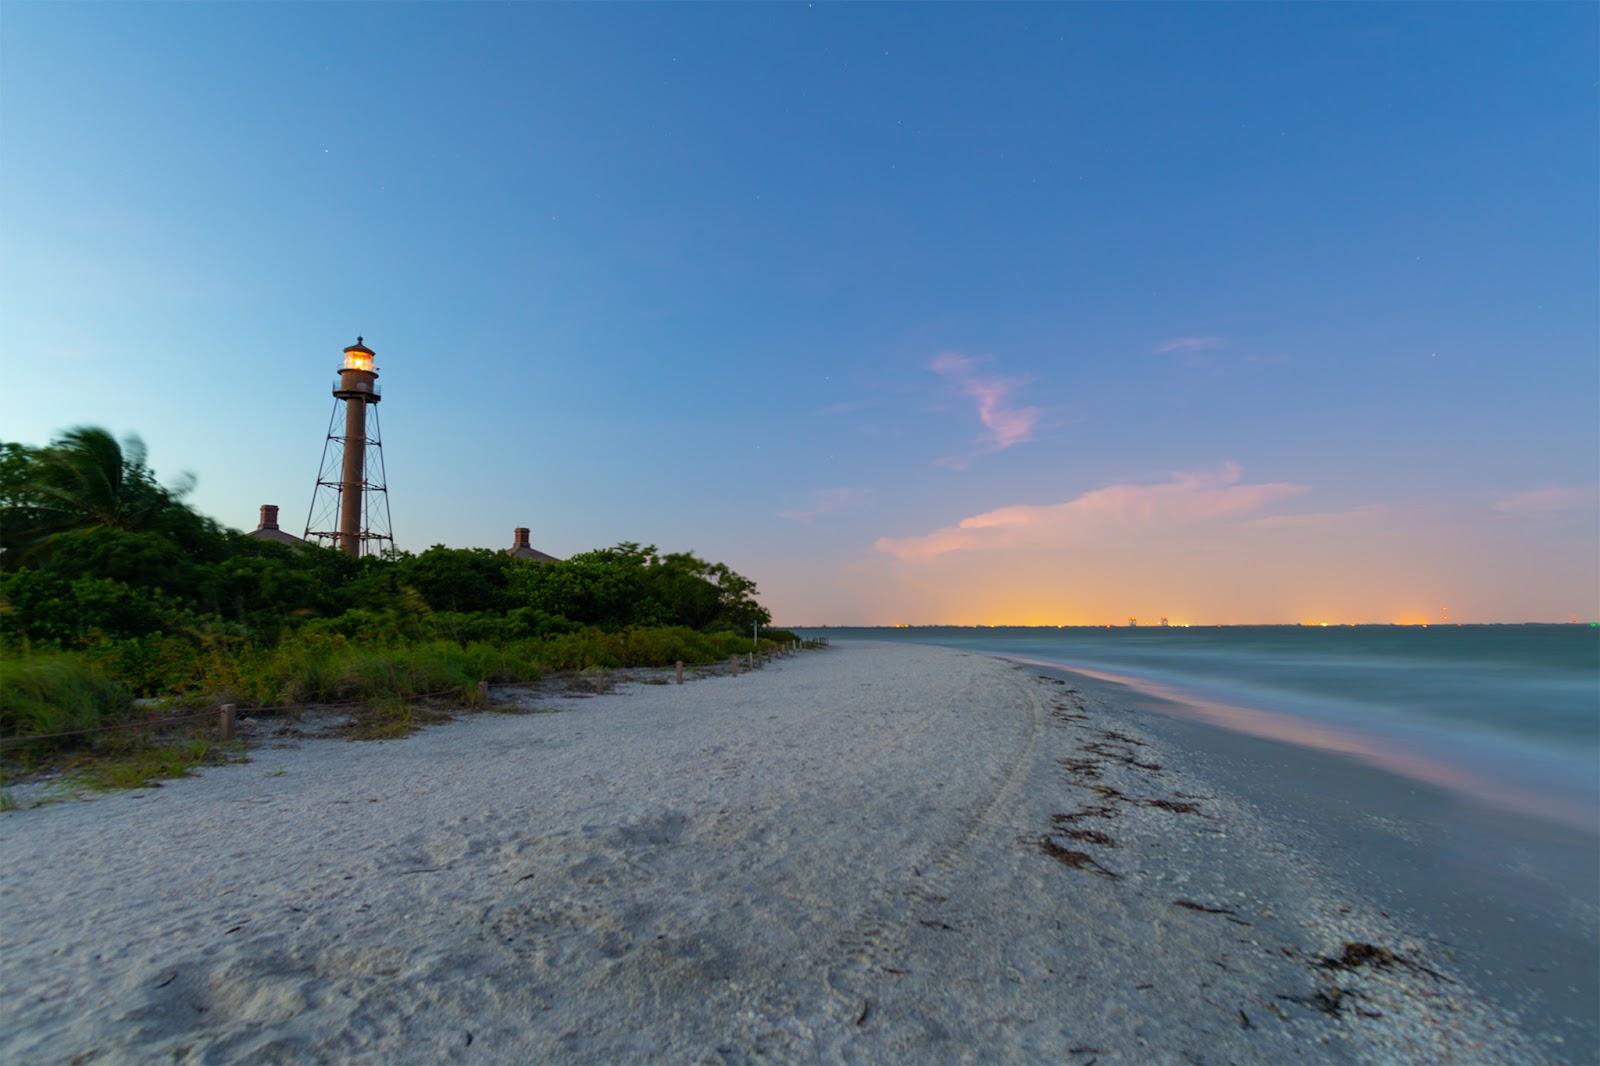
{"left": 1493, "top": 487, "right": 1598, "bottom": 515}
{"left": 928, "top": 351, "right": 1040, "bottom": 455}
{"left": 779, "top": 487, "right": 870, "bottom": 523}
{"left": 1153, "top": 336, "right": 1226, "bottom": 354}
{"left": 874, "top": 463, "right": 1308, "bottom": 561}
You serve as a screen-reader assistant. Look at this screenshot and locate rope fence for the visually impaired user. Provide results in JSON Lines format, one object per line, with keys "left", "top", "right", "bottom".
{"left": 0, "top": 689, "right": 465, "bottom": 750}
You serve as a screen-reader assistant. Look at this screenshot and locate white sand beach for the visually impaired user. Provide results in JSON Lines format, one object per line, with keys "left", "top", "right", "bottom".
{"left": 0, "top": 643, "right": 1541, "bottom": 1063}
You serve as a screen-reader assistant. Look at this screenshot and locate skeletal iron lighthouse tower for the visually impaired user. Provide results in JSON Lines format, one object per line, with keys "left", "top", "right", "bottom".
{"left": 304, "top": 337, "right": 395, "bottom": 557}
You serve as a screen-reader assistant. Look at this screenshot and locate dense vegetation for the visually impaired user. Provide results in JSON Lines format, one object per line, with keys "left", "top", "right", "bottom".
{"left": 1, "top": 427, "right": 789, "bottom": 749}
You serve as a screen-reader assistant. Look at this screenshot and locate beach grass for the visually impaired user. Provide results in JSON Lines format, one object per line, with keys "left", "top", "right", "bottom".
{"left": 345, "top": 696, "right": 446, "bottom": 741}
{"left": 69, "top": 738, "right": 238, "bottom": 791}
{"left": 0, "top": 653, "right": 133, "bottom": 754}
{"left": 1, "top": 627, "right": 802, "bottom": 790}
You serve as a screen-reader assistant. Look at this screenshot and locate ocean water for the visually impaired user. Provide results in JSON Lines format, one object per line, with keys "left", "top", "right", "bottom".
{"left": 801, "top": 626, "right": 1600, "bottom": 832}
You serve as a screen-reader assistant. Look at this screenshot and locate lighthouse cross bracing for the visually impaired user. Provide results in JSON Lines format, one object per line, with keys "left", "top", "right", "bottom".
{"left": 303, "top": 403, "right": 395, "bottom": 555}
{"left": 303, "top": 337, "right": 395, "bottom": 557}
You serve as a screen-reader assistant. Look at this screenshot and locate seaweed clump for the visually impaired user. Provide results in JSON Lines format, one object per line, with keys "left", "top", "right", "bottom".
{"left": 1038, "top": 836, "right": 1119, "bottom": 879}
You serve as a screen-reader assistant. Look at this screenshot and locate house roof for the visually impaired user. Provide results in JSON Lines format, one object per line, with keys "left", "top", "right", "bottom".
{"left": 507, "top": 544, "right": 561, "bottom": 563}
{"left": 246, "top": 505, "right": 306, "bottom": 548}
{"left": 247, "top": 526, "right": 307, "bottom": 547}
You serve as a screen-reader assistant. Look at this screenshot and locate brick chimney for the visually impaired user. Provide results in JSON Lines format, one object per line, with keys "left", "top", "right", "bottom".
{"left": 512, "top": 527, "right": 531, "bottom": 550}
{"left": 259, "top": 505, "right": 281, "bottom": 531}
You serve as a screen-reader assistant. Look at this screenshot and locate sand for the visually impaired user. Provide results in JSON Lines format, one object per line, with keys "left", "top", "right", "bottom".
{"left": 0, "top": 643, "right": 1546, "bottom": 1063}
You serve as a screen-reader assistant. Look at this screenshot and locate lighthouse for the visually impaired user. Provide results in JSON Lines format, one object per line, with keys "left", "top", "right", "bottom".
{"left": 304, "top": 337, "right": 395, "bottom": 557}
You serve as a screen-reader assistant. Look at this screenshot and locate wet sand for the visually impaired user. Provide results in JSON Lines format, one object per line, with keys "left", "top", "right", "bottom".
{"left": 0, "top": 643, "right": 1559, "bottom": 1063}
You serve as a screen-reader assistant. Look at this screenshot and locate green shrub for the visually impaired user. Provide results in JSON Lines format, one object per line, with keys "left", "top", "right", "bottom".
{"left": 244, "top": 633, "right": 352, "bottom": 704}
{"left": 210, "top": 635, "right": 544, "bottom": 707}
{"left": 342, "top": 645, "right": 473, "bottom": 701}
{"left": 534, "top": 625, "right": 766, "bottom": 671}
{"left": 4, "top": 427, "right": 775, "bottom": 656}
{"left": 80, "top": 632, "right": 217, "bottom": 697}
{"left": 457, "top": 641, "right": 544, "bottom": 685}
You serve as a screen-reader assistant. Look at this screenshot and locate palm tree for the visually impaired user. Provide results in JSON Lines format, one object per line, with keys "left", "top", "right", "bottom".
{"left": 0, "top": 427, "right": 192, "bottom": 564}
{"left": 37, "top": 428, "right": 162, "bottom": 529}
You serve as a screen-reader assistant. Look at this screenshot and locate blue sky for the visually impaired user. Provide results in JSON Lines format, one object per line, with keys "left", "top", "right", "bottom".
{"left": 3, "top": 3, "right": 1595, "bottom": 623}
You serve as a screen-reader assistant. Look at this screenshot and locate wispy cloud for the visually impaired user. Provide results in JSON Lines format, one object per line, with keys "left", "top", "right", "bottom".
{"left": 874, "top": 463, "right": 1307, "bottom": 560}
{"left": 928, "top": 352, "right": 1040, "bottom": 465}
{"left": 1493, "top": 487, "right": 1598, "bottom": 515}
{"left": 1153, "top": 336, "right": 1226, "bottom": 354}
{"left": 779, "top": 487, "right": 870, "bottom": 523}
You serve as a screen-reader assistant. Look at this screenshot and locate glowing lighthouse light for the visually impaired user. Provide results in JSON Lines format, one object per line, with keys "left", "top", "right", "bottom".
{"left": 342, "top": 343, "right": 375, "bottom": 373}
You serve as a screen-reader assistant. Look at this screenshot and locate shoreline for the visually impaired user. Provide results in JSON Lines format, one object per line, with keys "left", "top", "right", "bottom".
{"left": 1000, "top": 653, "right": 1596, "bottom": 834}
{"left": 1027, "top": 658, "right": 1599, "bottom": 1061}
{"left": 0, "top": 642, "right": 1574, "bottom": 1062}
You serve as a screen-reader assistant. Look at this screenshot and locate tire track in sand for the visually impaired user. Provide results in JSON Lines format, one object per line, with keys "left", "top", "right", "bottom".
{"left": 827, "top": 662, "right": 1045, "bottom": 1009}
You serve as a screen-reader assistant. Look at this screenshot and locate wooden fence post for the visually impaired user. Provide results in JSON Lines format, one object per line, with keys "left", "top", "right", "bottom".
{"left": 675, "top": 660, "right": 684, "bottom": 684}
{"left": 730, "top": 654, "right": 739, "bottom": 675}
{"left": 219, "top": 704, "right": 236, "bottom": 742}
{"left": 748, "top": 652, "right": 755, "bottom": 671}
{"left": 477, "top": 680, "right": 490, "bottom": 706}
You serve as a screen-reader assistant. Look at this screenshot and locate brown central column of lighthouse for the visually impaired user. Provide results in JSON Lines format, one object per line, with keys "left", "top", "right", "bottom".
{"left": 338, "top": 390, "right": 367, "bottom": 556}
{"left": 333, "top": 337, "right": 380, "bottom": 557}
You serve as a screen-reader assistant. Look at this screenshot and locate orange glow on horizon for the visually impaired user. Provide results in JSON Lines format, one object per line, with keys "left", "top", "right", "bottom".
{"left": 765, "top": 535, "right": 1597, "bottom": 625}
{"left": 861, "top": 611, "right": 1465, "bottom": 628}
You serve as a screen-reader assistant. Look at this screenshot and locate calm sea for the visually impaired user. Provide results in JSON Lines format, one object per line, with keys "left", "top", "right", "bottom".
{"left": 799, "top": 625, "right": 1600, "bottom": 832}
